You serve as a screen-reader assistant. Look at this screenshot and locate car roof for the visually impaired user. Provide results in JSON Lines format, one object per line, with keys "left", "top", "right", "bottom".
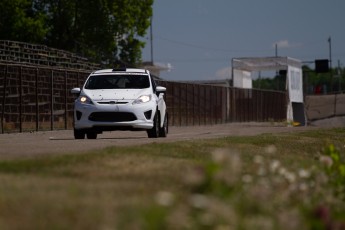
{"left": 92, "top": 68, "right": 149, "bottom": 75}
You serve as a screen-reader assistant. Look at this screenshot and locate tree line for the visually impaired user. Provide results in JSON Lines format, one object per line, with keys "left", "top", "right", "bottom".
{"left": 253, "top": 66, "right": 345, "bottom": 94}
{"left": 0, "top": 0, "right": 153, "bottom": 66}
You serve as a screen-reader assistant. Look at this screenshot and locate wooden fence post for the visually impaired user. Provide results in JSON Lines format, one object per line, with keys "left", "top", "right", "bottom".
{"left": 64, "top": 71, "right": 68, "bottom": 129}
{"left": 19, "top": 66, "right": 22, "bottom": 132}
{"left": 35, "top": 68, "right": 39, "bottom": 131}
{"left": 50, "top": 70, "right": 54, "bottom": 130}
{"left": 1, "top": 65, "right": 8, "bottom": 134}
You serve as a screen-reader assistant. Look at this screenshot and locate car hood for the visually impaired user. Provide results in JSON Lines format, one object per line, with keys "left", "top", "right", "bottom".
{"left": 82, "top": 88, "right": 151, "bottom": 101}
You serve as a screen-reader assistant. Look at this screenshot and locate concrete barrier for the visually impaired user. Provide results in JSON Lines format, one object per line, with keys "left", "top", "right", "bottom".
{"left": 305, "top": 94, "right": 345, "bottom": 121}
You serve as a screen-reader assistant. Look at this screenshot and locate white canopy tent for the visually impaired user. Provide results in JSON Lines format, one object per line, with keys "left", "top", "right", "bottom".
{"left": 231, "top": 56, "right": 306, "bottom": 126}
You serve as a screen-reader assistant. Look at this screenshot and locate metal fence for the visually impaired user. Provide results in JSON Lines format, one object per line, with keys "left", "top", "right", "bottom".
{"left": 158, "top": 81, "right": 287, "bottom": 126}
{"left": 0, "top": 63, "right": 287, "bottom": 133}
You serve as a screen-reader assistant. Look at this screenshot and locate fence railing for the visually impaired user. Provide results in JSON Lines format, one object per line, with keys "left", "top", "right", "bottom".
{"left": 0, "top": 63, "right": 287, "bottom": 133}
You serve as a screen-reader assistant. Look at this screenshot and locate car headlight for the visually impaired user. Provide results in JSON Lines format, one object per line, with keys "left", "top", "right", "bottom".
{"left": 133, "top": 95, "right": 151, "bottom": 104}
{"left": 78, "top": 95, "right": 93, "bottom": 104}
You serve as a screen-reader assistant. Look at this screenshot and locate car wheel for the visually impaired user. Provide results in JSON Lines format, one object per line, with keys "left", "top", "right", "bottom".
{"left": 74, "top": 129, "right": 85, "bottom": 139}
{"left": 147, "top": 112, "right": 159, "bottom": 138}
{"left": 86, "top": 132, "right": 97, "bottom": 139}
{"left": 159, "top": 113, "right": 168, "bottom": 137}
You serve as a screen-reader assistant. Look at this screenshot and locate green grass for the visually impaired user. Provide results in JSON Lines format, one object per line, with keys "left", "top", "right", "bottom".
{"left": 0, "top": 128, "right": 345, "bottom": 229}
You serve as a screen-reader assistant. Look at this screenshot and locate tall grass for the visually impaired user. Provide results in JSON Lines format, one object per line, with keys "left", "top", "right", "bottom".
{"left": 0, "top": 128, "right": 344, "bottom": 229}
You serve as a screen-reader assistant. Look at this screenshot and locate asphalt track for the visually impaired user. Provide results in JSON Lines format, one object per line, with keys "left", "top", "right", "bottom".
{"left": 0, "top": 122, "right": 335, "bottom": 159}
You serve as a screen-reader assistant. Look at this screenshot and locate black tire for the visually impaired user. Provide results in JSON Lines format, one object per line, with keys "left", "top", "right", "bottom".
{"left": 159, "top": 113, "right": 168, "bottom": 137}
{"left": 147, "top": 112, "right": 160, "bottom": 138}
{"left": 74, "top": 129, "right": 85, "bottom": 139}
{"left": 86, "top": 132, "right": 97, "bottom": 139}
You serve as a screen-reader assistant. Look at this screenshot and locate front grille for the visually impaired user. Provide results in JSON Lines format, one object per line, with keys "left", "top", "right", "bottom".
{"left": 97, "top": 101, "right": 128, "bottom": 105}
{"left": 89, "top": 112, "right": 137, "bottom": 122}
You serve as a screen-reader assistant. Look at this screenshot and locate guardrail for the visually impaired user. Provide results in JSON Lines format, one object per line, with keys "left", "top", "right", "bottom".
{"left": 0, "top": 63, "right": 287, "bottom": 133}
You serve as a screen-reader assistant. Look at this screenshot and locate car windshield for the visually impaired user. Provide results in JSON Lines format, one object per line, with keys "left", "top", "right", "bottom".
{"left": 84, "top": 74, "right": 150, "bottom": 90}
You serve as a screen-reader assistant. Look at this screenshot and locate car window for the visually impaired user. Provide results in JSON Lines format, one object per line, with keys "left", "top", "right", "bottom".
{"left": 85, "top": 74, "right": 150, "bottom": 89}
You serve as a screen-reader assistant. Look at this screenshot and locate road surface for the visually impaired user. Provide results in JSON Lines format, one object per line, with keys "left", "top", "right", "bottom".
{"left": 0, "top": 122, "right": 338, "bottom": 159}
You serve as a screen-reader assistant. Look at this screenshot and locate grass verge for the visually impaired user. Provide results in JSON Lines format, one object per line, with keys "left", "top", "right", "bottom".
{"left": 0, "top": 128, "right": 344, "bottom": 229}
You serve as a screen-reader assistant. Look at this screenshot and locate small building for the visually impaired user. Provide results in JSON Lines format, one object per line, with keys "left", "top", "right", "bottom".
{"left": 232, "top": 56, "right": 306, "bottom": 126}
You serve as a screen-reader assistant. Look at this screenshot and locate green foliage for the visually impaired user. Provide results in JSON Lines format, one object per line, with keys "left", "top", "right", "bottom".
{"left": 322, "top": 144, "right": 345, "bottom": 193}
{"left": 306, "top": 145, "right": 345, "bottom": 229}
{"left": 253, "top": 74, "right": 286, "bottom": 91}
{"left": 0, "top": 0, "right": 153, "bottom": 66}
{"left": 253, "top": 65, "right": 345, "bottom": 93}
{"left": 141, "top": 136, "right": 345, "bottom": 229}
{"left": 142, "top": 206, "right": 169, "bottom": 230}
{"left": 0, "top": 0, "right": 47, "bottom": 43}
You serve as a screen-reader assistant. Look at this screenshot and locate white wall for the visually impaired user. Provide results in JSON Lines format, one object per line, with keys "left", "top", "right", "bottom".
{"left": 233, "top": 69, "right": 252, "bottom": 89}
{"left": 287, "top": 66, "right": 303, "bottom": 103}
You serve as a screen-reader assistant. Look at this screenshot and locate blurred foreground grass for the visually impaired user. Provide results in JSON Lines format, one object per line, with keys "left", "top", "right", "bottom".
{"left": 0, "top": 128, "right": 345, "bottom": 229}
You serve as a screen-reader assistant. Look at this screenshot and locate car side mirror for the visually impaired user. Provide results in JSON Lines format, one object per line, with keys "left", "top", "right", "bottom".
{"left": 156, "top": 86, "right": 166, "bottom": 96}
{"left": 71, "top": 88, "right": 81, "bottom": 96}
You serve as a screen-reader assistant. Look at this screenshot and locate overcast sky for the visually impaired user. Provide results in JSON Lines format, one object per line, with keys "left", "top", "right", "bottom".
{"left": 141, "top": 0, "right": 345, "bottom": 81}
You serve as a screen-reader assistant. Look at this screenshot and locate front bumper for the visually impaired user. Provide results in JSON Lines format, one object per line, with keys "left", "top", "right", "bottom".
{"left": 73, "top": 100, "right": 157, "bottom": 131}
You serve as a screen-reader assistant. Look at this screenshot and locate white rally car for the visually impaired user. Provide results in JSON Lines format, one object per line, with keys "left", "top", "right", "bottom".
{"left": 71, "top": 68, "right": 168, "bottom": 139}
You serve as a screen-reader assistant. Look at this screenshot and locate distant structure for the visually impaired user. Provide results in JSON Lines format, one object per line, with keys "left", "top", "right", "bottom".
{"left": 141, "top": 61, "right": 171, "bottom": 80}
{"left": 0, "top": 40, "right": 100, "bottom": 70}
{"left": 232, "top": 56, "right": 306, "bottom": 126}
{"left": 141, "top": 61, "right": 162, "bottom": 76}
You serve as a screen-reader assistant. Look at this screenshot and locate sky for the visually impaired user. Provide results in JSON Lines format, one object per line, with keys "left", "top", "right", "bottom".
{"left": 141, "top": 0, "right": 345, "bottom": 81}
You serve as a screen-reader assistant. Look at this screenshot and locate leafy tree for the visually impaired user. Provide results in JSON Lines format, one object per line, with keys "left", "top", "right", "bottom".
{"left": 0, "top": 0, "right": 47, "bottom": 43}
{"left": 253, "top": 74, "right": 286, "bottom": 91}
{"left": 0, "top": 0, "right": 153, "bottom": 66}
{"left": 253, "top": 66, "right": 345, "bottom": 94}
{"left": 75, "top": 0, "right": 117, "bottom": 63}
{"left": 39, "top": 0, "right": 76, "bottom": 51}
{"left": 42, "top": 0, "right": 153, "bottom": 66}
{"left": 302, "top": 65, "right": 340, "bottom": 94}
{"left": 112, "top": 0, "right": 153, "bottom": 65}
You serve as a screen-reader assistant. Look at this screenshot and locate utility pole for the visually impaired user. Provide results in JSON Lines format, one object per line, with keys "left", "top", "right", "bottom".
{"left": 328, "top": 36, "right": 333, "bottom": 92}
{"left": 338, "top": 60, "right": 342, "bottom": 92}
{"left": 275, "top": 43, "right": 279, "bottom": 90}
{"left": 150, "top": 16, "right": 154, "bottom": 65}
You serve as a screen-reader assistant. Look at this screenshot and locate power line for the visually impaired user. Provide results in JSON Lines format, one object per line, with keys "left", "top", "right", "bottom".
{"left": 154, "top": 57, "right": 231, "bottom": 63}
{"left": 156, "top": 36, "right": 271, "bottom": 53}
